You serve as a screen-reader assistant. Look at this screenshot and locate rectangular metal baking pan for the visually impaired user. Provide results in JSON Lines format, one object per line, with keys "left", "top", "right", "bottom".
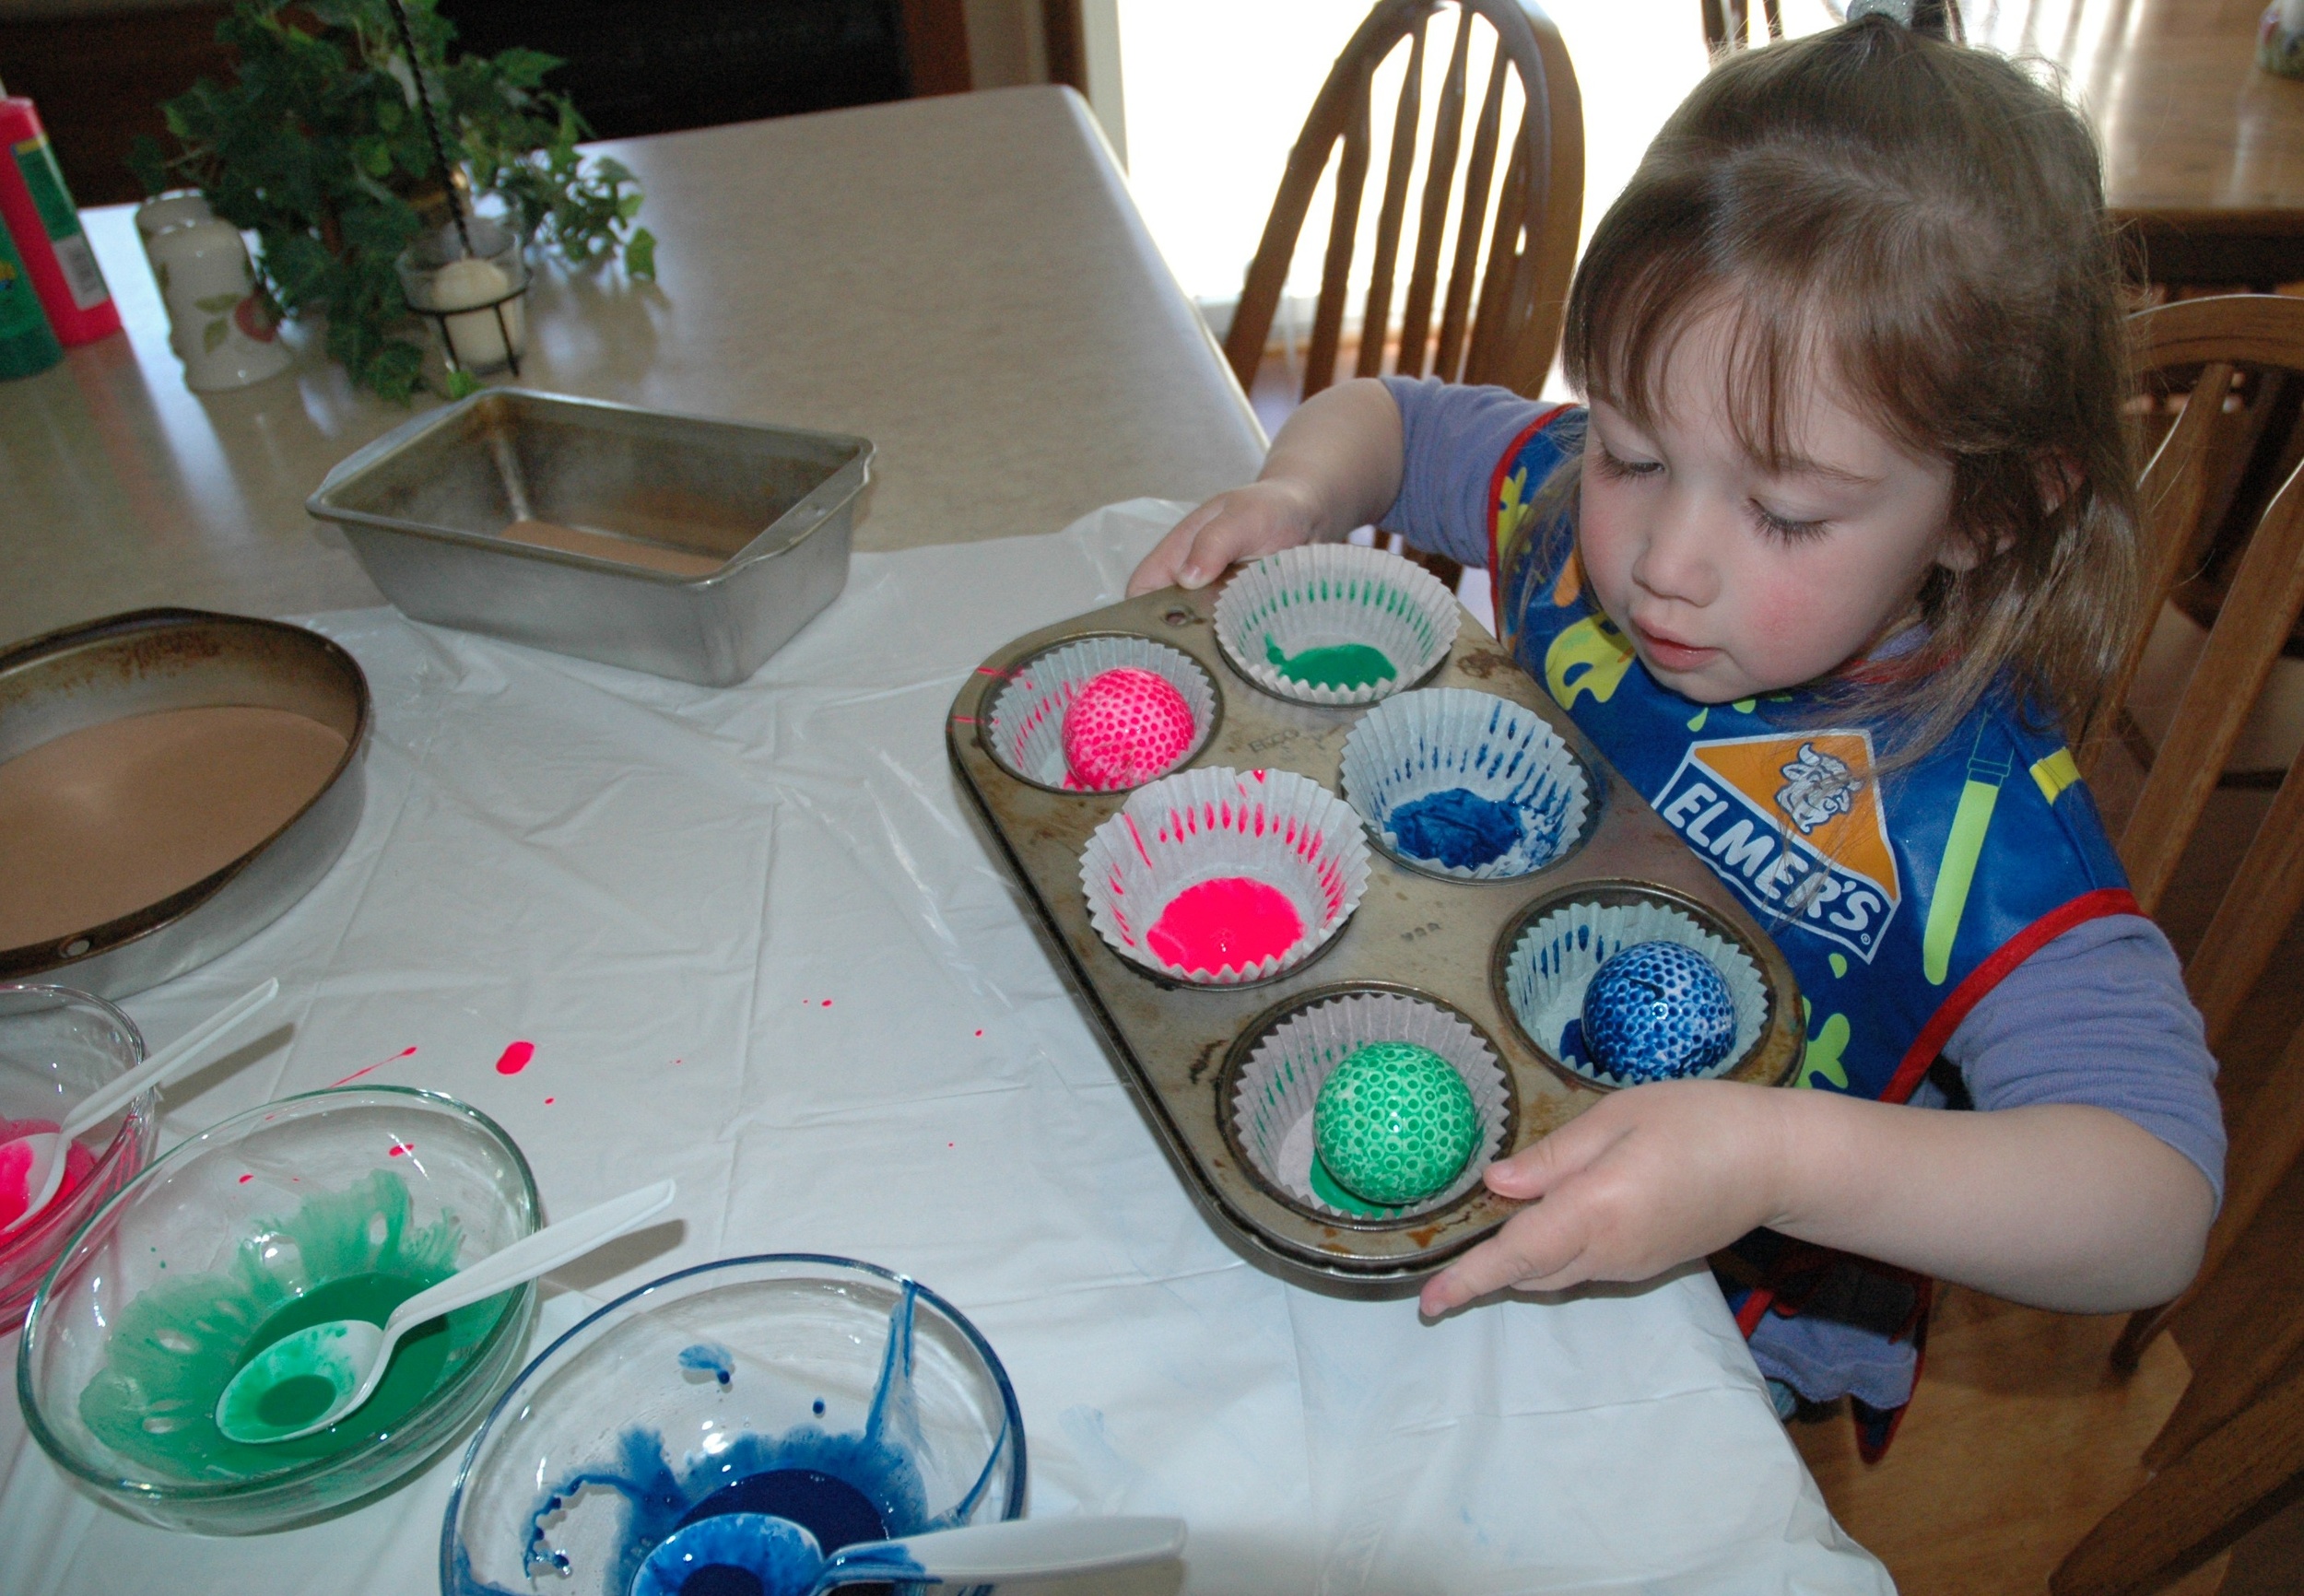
{"left": 307, "top": 389, "right": 872, "bottom": 687}
{"left": 949, "top": 581, "right": 1804, "bottom": 1296}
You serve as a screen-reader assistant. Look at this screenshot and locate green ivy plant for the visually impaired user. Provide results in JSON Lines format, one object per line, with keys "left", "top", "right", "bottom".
{"left": 130, "top": 0, "right": 655, "bottom": 402}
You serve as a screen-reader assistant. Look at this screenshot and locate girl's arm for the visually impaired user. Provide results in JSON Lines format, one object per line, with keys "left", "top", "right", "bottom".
{"left": 1126, "top": 379, "right": 1405, "bottom": 596}
{"left": 1418, "top": 1082, "right": 2216, "bottom": 1316}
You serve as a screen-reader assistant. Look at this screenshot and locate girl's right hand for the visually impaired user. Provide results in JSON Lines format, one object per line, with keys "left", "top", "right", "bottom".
{"left": 1126, "top": 478, "right": 1325, "bottom": 596}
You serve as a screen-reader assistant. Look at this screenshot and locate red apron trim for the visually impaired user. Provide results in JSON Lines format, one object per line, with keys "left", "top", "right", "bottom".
{"left": 1877, "top": 886, "right": 2141, "bottom": 1107}
{"left": 1734, "top": 1284, "right": 1776, "bottom": 1337}
{"left": 1485, "top": 403, "right": 1577, "bottom": 584}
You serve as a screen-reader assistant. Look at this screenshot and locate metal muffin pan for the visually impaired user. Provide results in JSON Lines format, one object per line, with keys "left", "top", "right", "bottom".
{"left": 0, "top": 608, "right": 370, "bottom": 999}
{"left": 947, "top": 579, "right": 1803, "bottom": 1294}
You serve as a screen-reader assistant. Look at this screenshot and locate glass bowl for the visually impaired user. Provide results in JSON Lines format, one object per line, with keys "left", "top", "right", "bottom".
{"left": 442, "top": 1255, "right": 1027, "bottom": 1596}
{"left": 17, "top": 1086, "right": 540, "bottom": 1533}
{"left": 0, "top": 984, "right": 153, "bottom": 1320}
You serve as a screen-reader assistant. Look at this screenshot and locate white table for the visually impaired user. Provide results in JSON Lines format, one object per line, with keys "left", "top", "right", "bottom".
{"left": 0, "top": 506, "right": 1888, "bottom": 1593}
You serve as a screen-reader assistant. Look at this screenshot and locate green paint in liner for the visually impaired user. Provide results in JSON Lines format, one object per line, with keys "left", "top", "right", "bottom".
{"left": 1264, "top": 635, "right": 1396, "bottom": 690}
{"left": 78, "top": 1168, "right": 513, "bottom": 1480}
{"left": 1309, "top": 1155, "right": 1399, "bottom": 1220}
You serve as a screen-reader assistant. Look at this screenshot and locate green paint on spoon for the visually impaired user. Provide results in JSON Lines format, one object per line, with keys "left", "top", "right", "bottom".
{"left": 1264, "top": 635, "right": 1396, "bottom": 691}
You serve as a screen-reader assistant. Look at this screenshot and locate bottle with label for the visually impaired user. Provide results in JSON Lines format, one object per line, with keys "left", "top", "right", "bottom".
{"left": 0, "top": 93, "right": 122, "bottom": 346}
{"left": 0, "top": 217, "right": 63, "bottom": 379}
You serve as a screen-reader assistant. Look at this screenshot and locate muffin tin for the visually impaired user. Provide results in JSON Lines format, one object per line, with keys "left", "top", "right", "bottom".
{"left": 946, "top": 576, "right": 1804, "bottom": 1295}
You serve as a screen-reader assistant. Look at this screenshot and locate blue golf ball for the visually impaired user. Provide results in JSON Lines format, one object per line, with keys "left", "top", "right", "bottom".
{"left": 1579, "top": 940, "right": 1736, "bottom": 1082}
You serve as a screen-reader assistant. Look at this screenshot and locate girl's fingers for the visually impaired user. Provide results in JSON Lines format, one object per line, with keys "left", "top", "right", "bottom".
{"left": 1126, "top": 509, "right": 1219, "bottom": 596}
{"left": 1482, "top": 1101, "right": 1626, "bottom": 1199}
{"left": 1419, "top": 1198, "right": 1594, "bottom": 1314}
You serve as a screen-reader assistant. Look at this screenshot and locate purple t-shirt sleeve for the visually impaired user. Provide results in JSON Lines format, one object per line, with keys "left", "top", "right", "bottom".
{"left": 1376, "top": 376, "right": 1558, "bottom": 569}
{"left": 1932, "top": 914, "right": 2226, "bottom": 1208}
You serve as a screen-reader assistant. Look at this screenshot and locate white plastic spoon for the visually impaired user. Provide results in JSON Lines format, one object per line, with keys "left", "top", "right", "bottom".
{"left": 0, "top": 978, "right": 280, "bottom": 1236}
{"left": 629, "top": 1510, "right": 1187, "bottom": 1596}
{"left": 215, "top": 1178, "right": 676, "bottom": 1444}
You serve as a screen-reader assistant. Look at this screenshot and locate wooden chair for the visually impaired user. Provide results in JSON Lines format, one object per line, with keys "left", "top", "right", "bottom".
{"left": 1701, "top": 0, "right": 1782, "bottom": 54}
{"left": 2051, "top": 304, "right": 2304, "bottom": 1590}
{"left": 2087, "top": 297, "right": 2304, "bottom": 1381}
{"left": 1222, "top": 0, "right": 1583, "bottom": 590}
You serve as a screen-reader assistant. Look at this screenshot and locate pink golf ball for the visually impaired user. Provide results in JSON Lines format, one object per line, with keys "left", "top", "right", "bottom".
{"left": 1062, "top": 667, "right": 1195, "bottom": 790}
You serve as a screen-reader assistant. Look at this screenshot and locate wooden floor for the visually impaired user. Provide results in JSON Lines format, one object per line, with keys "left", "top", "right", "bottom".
{"left": 1789, "top": 1288, "right": 2205, "bottom": 1593}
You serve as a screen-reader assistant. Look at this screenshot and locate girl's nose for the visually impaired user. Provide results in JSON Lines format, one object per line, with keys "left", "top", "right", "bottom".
{"left": 1628, "top": 489, "right": 1722, "bottom": 608}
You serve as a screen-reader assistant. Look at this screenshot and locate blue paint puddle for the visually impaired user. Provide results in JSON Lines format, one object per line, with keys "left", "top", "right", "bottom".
{"left": 454, "top": 1282, "right": 1001, "bottom": 1596}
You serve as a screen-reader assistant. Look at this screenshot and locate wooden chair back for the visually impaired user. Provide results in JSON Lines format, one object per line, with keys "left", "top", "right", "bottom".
{"left": 1222, "top": 0, "right": 1584, "bottom": 410}
{"left": 1700, "top": 0, "right": 1782, "bottom": 53}
{"left": 2051, "top": 1295, "right": 2304, "bottom": 1594}
{"left": 2099, "top": 294, "right": 2304, "bottom": 1371}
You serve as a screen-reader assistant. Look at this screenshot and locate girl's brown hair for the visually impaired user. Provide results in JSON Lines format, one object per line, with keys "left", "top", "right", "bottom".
{"left": 1550, "top": 14, "right": 2140, "bottom": 758}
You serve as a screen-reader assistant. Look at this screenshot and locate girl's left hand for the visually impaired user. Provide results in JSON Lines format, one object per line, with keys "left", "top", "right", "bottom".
{"left": 1418, "top": 1079, "right": 1792, "bottom": 1316}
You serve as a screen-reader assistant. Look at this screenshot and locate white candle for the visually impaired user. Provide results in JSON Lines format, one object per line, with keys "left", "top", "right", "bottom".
{"left": 429, "top": 255, "right": 524, "bottom": 370}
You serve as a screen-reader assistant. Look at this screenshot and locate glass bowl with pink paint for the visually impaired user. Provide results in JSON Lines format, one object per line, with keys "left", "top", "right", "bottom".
{"left": 15, "top": 1086, "right": 539, "bottom": 1533}
{"left": 0, "top": 983, "right": 155, "bottom": 1320}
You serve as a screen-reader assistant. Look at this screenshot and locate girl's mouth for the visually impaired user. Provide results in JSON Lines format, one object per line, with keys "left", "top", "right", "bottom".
{"left": 1631, "top": 622, "right": 1721, "bottom": 672}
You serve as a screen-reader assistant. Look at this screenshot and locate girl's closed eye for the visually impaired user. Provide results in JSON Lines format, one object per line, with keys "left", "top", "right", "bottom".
{"left": 1749, "top": 499, "right": 1830, "bottom": 542}
{"left": 1591, "top": 442, "right": 1661, "bottom": 481}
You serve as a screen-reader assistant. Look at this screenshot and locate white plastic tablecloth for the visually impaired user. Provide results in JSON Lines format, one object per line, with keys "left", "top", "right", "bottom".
{"left": 0, "top": 503, "right": 1893, "bottom": 1595}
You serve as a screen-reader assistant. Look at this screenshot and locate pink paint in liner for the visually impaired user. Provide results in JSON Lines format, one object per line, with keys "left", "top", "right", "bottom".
{"left": 1145, "top": 876, "right": 1304, "bottom": 974}
{"left": 495, "top": 1040, "right": 535, "bottom": 1075}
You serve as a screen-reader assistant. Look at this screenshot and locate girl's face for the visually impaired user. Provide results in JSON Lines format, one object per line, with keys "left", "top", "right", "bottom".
{"left": 1577, "top": 308, "right": 1969, "bottom": 704}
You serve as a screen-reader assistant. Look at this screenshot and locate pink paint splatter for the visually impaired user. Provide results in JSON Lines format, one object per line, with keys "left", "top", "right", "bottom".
{"left": 495, "top": 1040, "right": 535, "bottom": 1076}
{"left": 388, "top": 1141, "right": 414, "bottom": 1157}
{"left": 974, "top": 1029, "right": 983, "bottom": 1038}
{"left": 333, "top": 1046, "right": 417, "bottom": 1087}
{"left": 544, "top": 1097, "right": 555, "bottom": 1105}
{"left": 820, "top": 999, "right": 832, "bottom": 1008}
{"left": 238, "top": 1173, "right": 253, "bottom": 1184}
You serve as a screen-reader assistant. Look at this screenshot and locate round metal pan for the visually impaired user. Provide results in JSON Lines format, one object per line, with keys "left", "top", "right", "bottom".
{"left": 0, "top": 608, "right": 370, "bottom": 998}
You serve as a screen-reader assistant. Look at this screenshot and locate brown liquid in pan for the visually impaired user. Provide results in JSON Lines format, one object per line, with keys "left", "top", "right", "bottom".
{"left": 496, "top": 517, "right": 726, "bottom": 577}
{"left": 0, "top": 706, "right": 349, "bottom": 949}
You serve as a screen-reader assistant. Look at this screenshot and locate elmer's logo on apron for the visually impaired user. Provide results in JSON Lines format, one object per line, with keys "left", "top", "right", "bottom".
{"left": 1654, "top": 732, "right": 1903, "bottom": 963}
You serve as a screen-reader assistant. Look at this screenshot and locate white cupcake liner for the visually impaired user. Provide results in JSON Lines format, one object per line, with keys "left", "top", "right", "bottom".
{"left": 1338, "top": 688, "right": 1593, "bottom": 880}
{"left": 1079, "top": 767, "right": 1369, "bottom": 985}
{"left": 1231, "top": 991, "right": 1511, "bottom": 1221}
{"left": 1501, "top": 897, "right": 1769, "bottom": 1088}
{"left": 983, "top": 636, "right": 1217, "bottom": 790}
{"left": 1214, "top": 544, "right": 1459, "bottom": 707}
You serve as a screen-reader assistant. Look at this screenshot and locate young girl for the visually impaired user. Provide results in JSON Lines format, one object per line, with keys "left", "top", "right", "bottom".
{"left": 1130, "top": 14, "right": 2223, "bottom": 1447}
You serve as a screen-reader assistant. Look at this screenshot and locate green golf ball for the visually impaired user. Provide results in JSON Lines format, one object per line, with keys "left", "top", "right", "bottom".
{"left": 1312, "top": 1041, "right": 1479, "bottom": 1206}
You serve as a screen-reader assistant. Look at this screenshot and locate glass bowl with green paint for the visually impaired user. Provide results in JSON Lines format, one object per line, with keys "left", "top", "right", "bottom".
{"left": 15, "top": 1085, "right": 540, "bottom": 1533}
{"left": 443, "top": 1254, "right": 1026, "bottom": 1596}
{"left": 0, "top": 985, "right": 157, "bottom": 1320}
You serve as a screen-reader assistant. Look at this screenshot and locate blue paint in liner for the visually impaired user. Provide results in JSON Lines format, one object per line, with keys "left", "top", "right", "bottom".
{"left": 1386, "top": 787, "right": 1525, "bottom": 870}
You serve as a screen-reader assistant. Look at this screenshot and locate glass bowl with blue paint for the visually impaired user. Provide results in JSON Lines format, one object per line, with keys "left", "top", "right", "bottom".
{"left": 15, "top": 1085, "right": 540, "bottom": 1533}
{"left": 1338, "top": 688, "right": 1593, "bottom": 881}
{"left": 442, "top": 1254, "right": 1026, "bottom": 1596}
{"left": 0, "top": 984, "right": 155, "bottom": 1320}
{"left": 1214, "top": 543, "right": 1459, "bottom": 706}
{"left": 1495, "top": 883, "right": 1773, "bottom": 1092}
